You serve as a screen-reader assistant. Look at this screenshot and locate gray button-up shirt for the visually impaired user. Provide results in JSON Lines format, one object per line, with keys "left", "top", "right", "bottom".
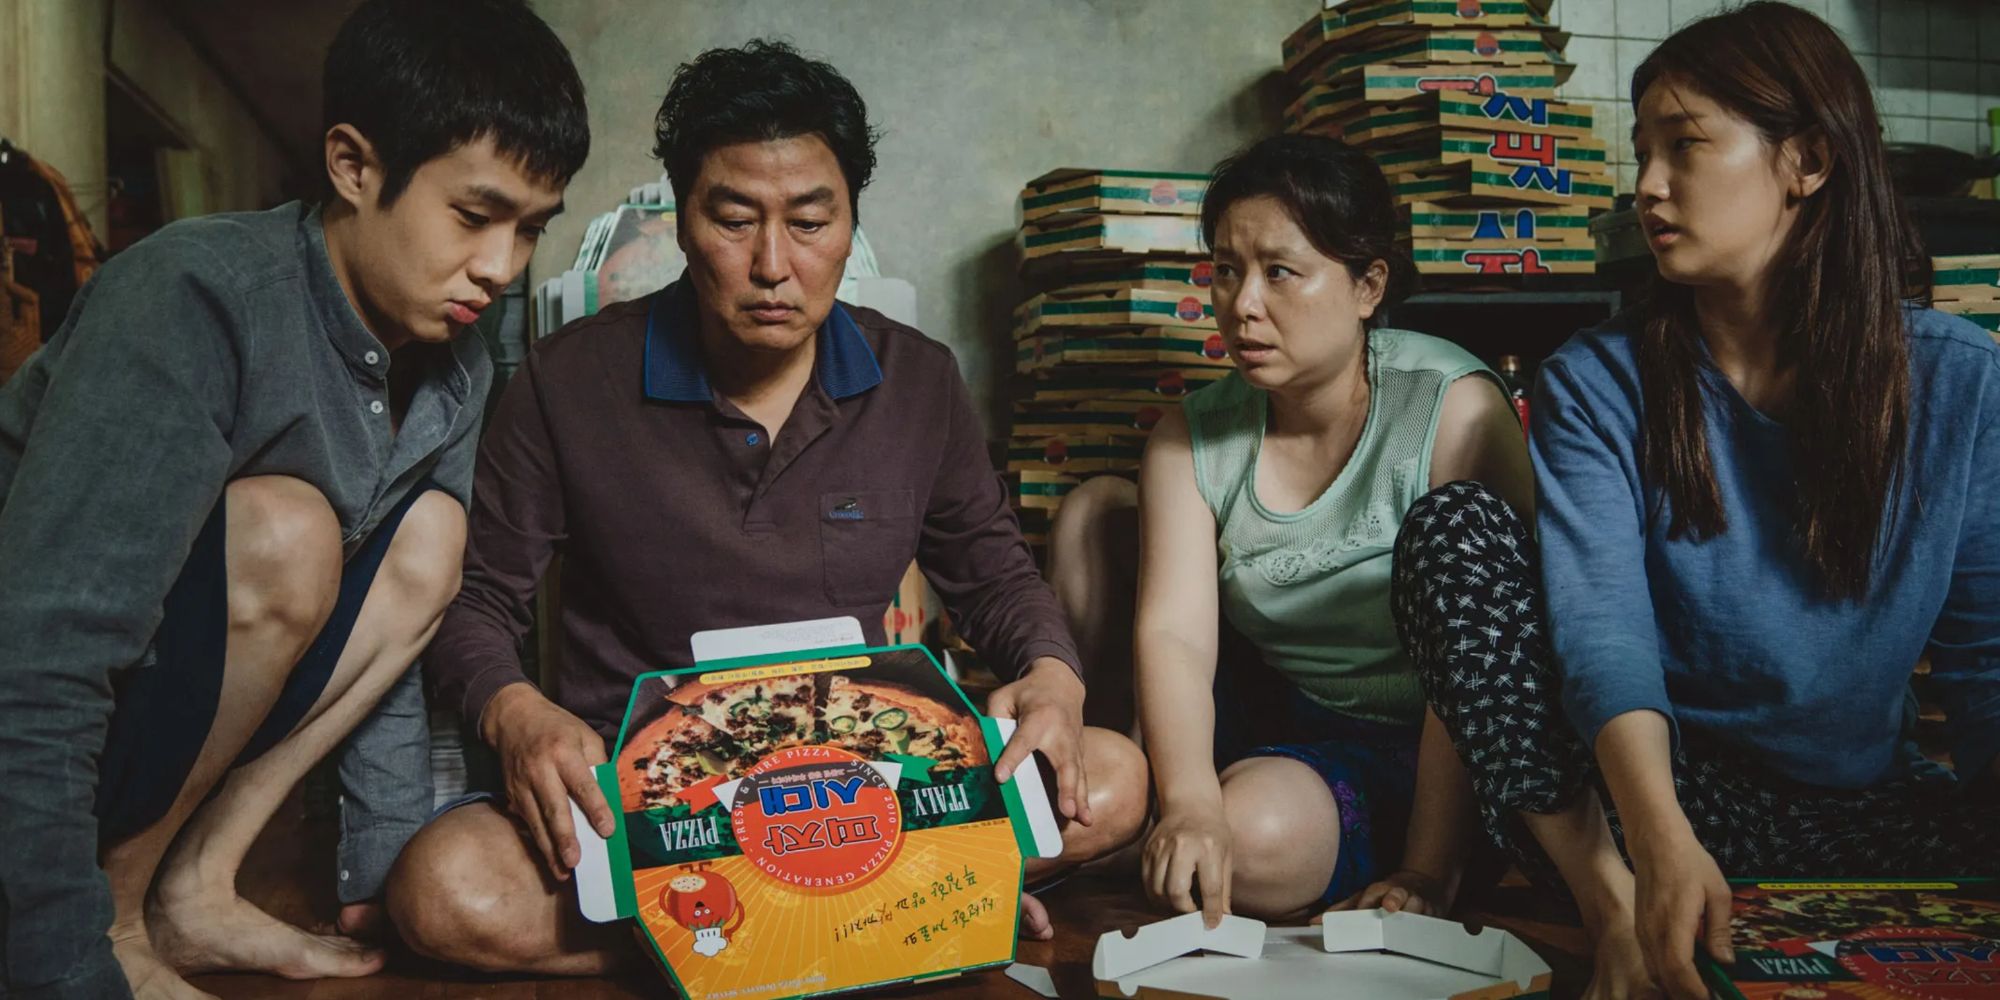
{"left": 0, "top": 202, "right": 487, "bottom": 997}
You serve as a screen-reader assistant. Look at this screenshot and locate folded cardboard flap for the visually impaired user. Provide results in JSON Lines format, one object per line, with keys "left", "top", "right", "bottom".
{"left": 1320, "top": 910, "right": 1548, "bottom": 992}
{"left": 1091, "top": 912, "right": 1268, "bottom": 982}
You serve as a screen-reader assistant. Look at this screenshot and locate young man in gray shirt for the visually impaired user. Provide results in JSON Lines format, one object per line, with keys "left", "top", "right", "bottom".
{"left": 0, "top": 2, "right": 586, "bottom": 997}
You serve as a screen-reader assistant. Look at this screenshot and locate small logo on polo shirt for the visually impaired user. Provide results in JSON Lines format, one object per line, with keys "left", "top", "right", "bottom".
{"left": 829, "top": 497, "right": 865, "bottom": 521}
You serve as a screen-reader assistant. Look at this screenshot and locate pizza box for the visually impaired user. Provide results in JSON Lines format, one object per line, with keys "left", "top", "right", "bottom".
{"left": 1015, "top": 288, "right": 1217, "bottom": 335}
{"left": 1006, "top": 433, "right": 1148, "bottom": 474}
{"left": 1091, "top": 909, "right": 1553, "bottom": 1000}
{"left": 1387, "top": 159, "right": 1613, "bottom": 209}
{"left": 1282, "top": 0, "right": 1552, "bottom": 76}
{"left": 1403, "top": 238, "right": 1595, "bottom": 275}
{"left": 1011, "top": 398, "right": 1178, "bottom": 437}
{"left": 1327, "top": 90, "right": 1595, "bottom": 147}
{"left": 1931, "top": 254, "right": 2000, "bottom": 302}
{"left": 1020, "top": 169, "right": 1208, "bottom": 223}
{"left": 1025, "top": 365, "right": 1232, "bottom": 403}
{"left": 1399, "top": 201, "right": 1590, "bottom": 242}
{"left": 1299, "top": 28, "right": 1570, "bottom": 86}
{"left": 1010, "top": 469, "right": 1082, "bottom": 511}
{"left": 1046, "top": 260, "right": 1218, "bottom": 295}
{"left": 1702, "top": 877, "right": 2000, "bottom": 1000}
{"left": 566, "top": 619, "right": 1066, "bottom": 1000}
{"left": 1017, "top": 330, "right": 1235, "bottom": 373}
{"left": 1284, "top": 66, "right": 1561, "bottom": 133}
{"left": 1371, "top": 128, "right": 1606, "bottom": 180}
{"left": 1020, "top": 213, "right": 1206, "bottom": 263}
{"left": 1933, "top": 298, "right": 2000, "bottom": 340}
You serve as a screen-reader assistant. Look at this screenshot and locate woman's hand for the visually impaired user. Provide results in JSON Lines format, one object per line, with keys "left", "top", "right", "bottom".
{"left": 1629, "top": 828, "right": 1735, "bottom": 1000}
{"left": 1142, "top": 808, "right": 1233, "bottom": 928}
{"left": 1327, "top": 867, "right": 1456, "bottom": 917}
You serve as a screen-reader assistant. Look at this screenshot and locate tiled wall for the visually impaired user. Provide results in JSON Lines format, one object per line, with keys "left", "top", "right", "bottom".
{"left": 1550, "top": 0, "right": 2000, "bottom": 196}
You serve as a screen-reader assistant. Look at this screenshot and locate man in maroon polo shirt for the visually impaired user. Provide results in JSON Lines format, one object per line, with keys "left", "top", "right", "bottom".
{"left": 381, "top": 40, "right": 1148, "bottom": 973}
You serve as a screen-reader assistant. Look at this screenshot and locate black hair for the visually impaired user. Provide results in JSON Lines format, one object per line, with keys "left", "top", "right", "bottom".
{"left": 1199, "top": 133, "right": 1417, "bottom": 324}
{"left": 322, "top": 0, "right": 590, "bottom": 204}
{"left": 652, "top": 39, "right": 879, "bottom": 218}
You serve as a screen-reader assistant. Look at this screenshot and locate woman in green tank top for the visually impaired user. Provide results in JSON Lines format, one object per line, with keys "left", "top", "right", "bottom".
{"left": 1050, "top": 135, "right": 1532, "bottom": 924}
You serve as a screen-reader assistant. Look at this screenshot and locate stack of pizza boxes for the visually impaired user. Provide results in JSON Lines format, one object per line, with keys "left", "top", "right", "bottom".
{"left": 1281, "top": 0, "right": 1604, "bottom": 281}
{"left": 1007, "top": 169, "right": 1234, "bottom": 550}
{"left": 1931, "top": 254, "right": 2000, "bottom": 343}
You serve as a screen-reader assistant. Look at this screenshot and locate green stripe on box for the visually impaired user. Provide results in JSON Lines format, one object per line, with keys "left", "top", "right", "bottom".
{"left": 1016, "top": 481, "right": 1076, "bottom": 498}
{"left": 1062, "top": 337, "right": 1213, "bottom": 352}
{"left": 1038, "top": 300, "right": 1214, "bottom": 320}
{"left": 1409, "top": 247, "right": 1595, "bottom": 262}
{"left": 1065, "top": 265, "right": 1205, "bottom": 284}
{"left": 1353, "top": 109, "right": 1433, "bottom": 132}
{"left": 1934, "top": 269, "right": 2000, "bottom": 285}
{"left": 1301, "top": 85, "right": 1366, "bottom": 110}
{"left": 1468, "top": 170, "right": 1613, "bottom": 198}
{"left": 1407, "top": 210, "right": 1588, "bottom": 229}
{"left": 1435, "top": 138, "right": 1606, "bottom": 162}
{"left": 1022, "top": 184, "right": 1204, "bottom": 211}
{"left": 1022, "top": 225, "right": 1105, "bottom": 249}
{"left": 1375, "top": 72, "right": 1556, "bottom": 89}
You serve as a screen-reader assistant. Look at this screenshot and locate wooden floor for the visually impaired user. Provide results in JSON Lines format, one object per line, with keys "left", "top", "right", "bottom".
{"left": 190, "top": 799, "right": 1592, "bottom": 999}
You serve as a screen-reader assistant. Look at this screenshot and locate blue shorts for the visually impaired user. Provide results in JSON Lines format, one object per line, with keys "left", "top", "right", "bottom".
{"left": 93, "top": 482, "right": 439, "bottom": 843}
{"left": 1212, "top": 659, "right": 1422, "bottom": 910}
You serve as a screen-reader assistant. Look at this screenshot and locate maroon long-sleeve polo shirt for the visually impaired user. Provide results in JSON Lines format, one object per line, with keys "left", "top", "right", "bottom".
{"left": 427, "top": 277, "right": 1081, "bottom": 741}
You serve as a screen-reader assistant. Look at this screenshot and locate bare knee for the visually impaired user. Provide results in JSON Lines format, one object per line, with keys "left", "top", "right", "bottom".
{"left": 387, "top": 805, "right": 552, "bottom": 972}
{"left": 1060, "top": 728, "right": 1149, "bottom": 862}
{"left": 225, "top": 476, "right": 341, "bottom": 641}
{"left": 1219, "top": 758, "right": 1339, "bottom": 911}
{"left": 1048, "top": 475, "right": 1138, "bottom": 582}
{"left": 377, "top": 491, "right": 466, "bottom": 617}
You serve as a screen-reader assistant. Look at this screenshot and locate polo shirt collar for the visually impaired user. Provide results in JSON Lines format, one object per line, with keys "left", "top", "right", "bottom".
{"left": 300, "top": 204, "right": 394, "bottom": 382}
{"left": 643, "top": 275, "right": 883, "bottom": 403}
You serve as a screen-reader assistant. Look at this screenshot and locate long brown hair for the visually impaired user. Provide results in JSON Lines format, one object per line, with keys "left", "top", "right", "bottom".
{"left": 1630, "top": 2, "right": 1928, "bottom": 600}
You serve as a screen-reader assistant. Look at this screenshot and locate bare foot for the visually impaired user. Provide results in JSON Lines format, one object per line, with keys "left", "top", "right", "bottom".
{"left": 1583, "top": 919, "right": 1663, "bottom": 1000}
{"left": 1019, "top": 892, "right": 1054, "bottom": 941}
{"left": 148, "top": 892, "right": 384, "bottom": 980}
{"left": 110, "top": 924, "right": 220, "bottom": 1000}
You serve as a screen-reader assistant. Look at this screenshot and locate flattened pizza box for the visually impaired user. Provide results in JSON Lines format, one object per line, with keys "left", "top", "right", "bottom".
{"left": 1282, "top": 0, "right": 1550, "bottom": 76}
{"left": 1020, "top": 213, "right": 1206, "bottom": 264}
{"left": 1019, "top": 168, "right": 1208, "bottom": 224}
{"left": 1092, "top": 910, "right": 1553, "bottom": 1000}
{"left": 1297, "top": 27, "right": 1571, "bottom": 86}
{"left": 1330, "top": 90, "right": 1594, "bottom": 147}
{"left": 1016, "top": 288, "right": 1217, "bottom": 335}
{"left": 1026, "top": 365, "right": 1233, "bottom": 403}
{"left": 567, "top": 623, "right": 1067, "bottom": 1000}
{"left": 1007, "top": 434, "right": 1147, "bottom": 474}
{"left": 1285, "top": 66, "right": 1560, "bottom": 133}
{"left": 1701, "top": 878, "right": 2000, "bottom": 1000}
{"left": 1931, "top": 254, "right": 2000, "bottom": 302}
{"left": 1043, "top": 259, "right": 1217, "bottom": 295}
{"left": 1016, "top": 330, "right": 1234, "bottom": 373}
{"left": 1389, "top": 159, "right": 1614, "bottom": 210}
{"left": 1932, "top": 299, "right": 2000, "bottom": 340}
{"left": 1404, "top": 238, "right": 1595, "bottom": 275}
{"left": 1371, "top": 127, "right": 1606, "bottom": 177}
{"left": 1400, "top": 201, "right": 1590, "bottom": 242}
{"left": 1011, "top": 397, "right": 1179, "bottom": 437}
{"left": 1010, "top": 469, "right": 1081, "bottom": 511}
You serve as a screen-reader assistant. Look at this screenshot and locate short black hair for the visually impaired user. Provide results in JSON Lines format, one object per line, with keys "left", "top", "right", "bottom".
{"left": 652, "top": 39, "right": 879, "bottom": 218}
{"left": 323, "top": 0, "right": 590, "bottom": 204}
{"left": 1200, "top": 133, "right": 1417, "bottom": 324}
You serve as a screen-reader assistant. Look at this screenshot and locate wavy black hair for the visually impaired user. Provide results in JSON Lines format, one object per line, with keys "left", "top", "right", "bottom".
{"left": 322, "top": 0, "right": 589, "bottom": 204}
{"left": 1200, "top": 133, "right": 1417, "bottom": 326}
{"left": 652, "top": 39, "right": 880, "bottom": 218}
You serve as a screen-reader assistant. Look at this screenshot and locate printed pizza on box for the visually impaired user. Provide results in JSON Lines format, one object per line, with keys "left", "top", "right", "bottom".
{"left": 1704, "top": 879, "right": 2000, "bottom": 1000}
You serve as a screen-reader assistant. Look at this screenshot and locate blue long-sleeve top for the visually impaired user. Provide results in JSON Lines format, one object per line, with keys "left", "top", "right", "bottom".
{"left": 1531, "top": 306, "right": 2000, "bottom": 789}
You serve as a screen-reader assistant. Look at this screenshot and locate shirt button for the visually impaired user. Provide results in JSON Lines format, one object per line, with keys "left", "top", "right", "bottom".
{"left": 364, "top": 350, "right": 380, "bottom": 365}
{"left": 339, "top": 869, "right": 350, "bottom": 882}
{"left": 370, "top": 400, "right": 385, "bottom": 415}
{"left": 746, "top": 432, "right": 760, "bottom": 446}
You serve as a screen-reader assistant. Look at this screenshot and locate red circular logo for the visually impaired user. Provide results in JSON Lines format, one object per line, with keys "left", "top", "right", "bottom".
{"left": 1190, "top": 261, "right": 1215, "bottom": 287}
{"left": 1474, "top": 31, "right": 1500, "bottom": 56}
{"left": 1203, "top": 334, "right": 1227, "bottom": 359}
{"left": 1149, "top": 180, "right": 1178, "bottom": 206}
{"left": 1134, "top": 406, "right": 1164, "bottom": 431}
{"left": 1044, "top": 439, "right": 1069, "bottom": 464}
{"left": 1155, "top": 372, "right": 1187, "bottom": 396}
{"left": 1838, "top": 926, "right": 2000, "bottom": 998}
{"left": 1458, "top": 0, "right": 1483, "bottom": 18}
{"left": 730, "top": 746, "right": 902, "bottom": 894}
{"left": 1176, "top": 296, "right": 1206, "bottom": 322}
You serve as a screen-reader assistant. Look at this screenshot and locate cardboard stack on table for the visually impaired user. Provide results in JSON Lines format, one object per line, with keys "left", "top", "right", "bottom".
{"left": 1931, "top": 254, "right": 2000, "bottom": 343}
{"left": 1007, "top": 169, "right": 1233, "bottom": 549}
{"left": 1280, "top": 0, "right": 1603, "bottom": 280}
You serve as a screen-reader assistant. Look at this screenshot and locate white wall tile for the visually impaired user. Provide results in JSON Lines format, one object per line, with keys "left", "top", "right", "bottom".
{"left": 1878, "top": 0, "right": 1929, "bottom": 56}
{"left": 1929, "top": 59, "right": 1980, "bottom": 118}
{"left": 1616, "top": 37, "right": 1657, "bottom": 96}
{"left": 1784, "top": 0, "right": 1830, "bottom": 17}
{"left": 1885, "top": 114, "right": 1930, "bottom": 143}
{"left": 1564, "top": 36, "right": 1618, "bottom": 99}
{"left": 1929, "top": 117, "right": 1978, "bottom": 151}
{"left": 1561, "top": 0, "right": 1617, "bottom": 36}
{"left": 1616, "top": 99, "right": 1635, "bottom": 160}
{"left": 1829, "top": 0, "right": 1882, "bottom": 53}
{"left": 1669, "top": 0, "right": 1729, "bottom": 31}
{"left": 1876, "top": 55, "right": 1931, "bottom": 115}
{"left": 1616, "top": 0, "right": 1670, "bottom": 39}
{"left": 1929, "top": 1, "right": 1978, "bottom": 60}
{"left": 1616, "top": 161, "right": 1638, "bottom": 196}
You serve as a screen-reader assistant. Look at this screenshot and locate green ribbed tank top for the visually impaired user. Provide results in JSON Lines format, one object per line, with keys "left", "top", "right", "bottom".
{"left": 1185, "top": 328, "right": 1498, "bottom": 724}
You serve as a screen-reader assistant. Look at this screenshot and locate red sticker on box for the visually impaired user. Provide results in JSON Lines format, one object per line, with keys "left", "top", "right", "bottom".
{"left": 730, "top": 746, "right": 903, "bottom": 894}
{"left": 1457, "top": 0, "right": 1484, "bottom": 18}
{"left": 1044, "top": 439, "right": 1069, "bottom": 464}
{"left": 1191, "top": 261, "right": 1215, "bottom": 287}
{"left": 1150, "top": 180, "right": 1179, "bottom": 206}
{"left": 1176, "top": 296, "right": 1205, "bottom": 322}
{"left": 1203, "top": 334, "right": 1227, "bottom": 359}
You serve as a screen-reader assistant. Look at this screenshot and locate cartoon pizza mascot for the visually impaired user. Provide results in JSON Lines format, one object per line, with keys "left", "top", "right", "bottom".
{"left": 664, "top": 871, "right": 746, "bottom": 958}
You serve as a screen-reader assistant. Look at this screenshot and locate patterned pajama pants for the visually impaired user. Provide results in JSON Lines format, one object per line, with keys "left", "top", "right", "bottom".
{"left": 1388, "top": 481, "right": 2000, "bottom": 889}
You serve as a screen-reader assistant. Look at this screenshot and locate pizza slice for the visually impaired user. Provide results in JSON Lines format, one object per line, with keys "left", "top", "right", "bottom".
{"left": 619, "top": 710, "right": 747, "bottom": 811}
{"left": 821, "top": 676, "right": 989, "bottom": 771}
{"left": 691, "top": 675, "right": 819, "bottom": 758}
